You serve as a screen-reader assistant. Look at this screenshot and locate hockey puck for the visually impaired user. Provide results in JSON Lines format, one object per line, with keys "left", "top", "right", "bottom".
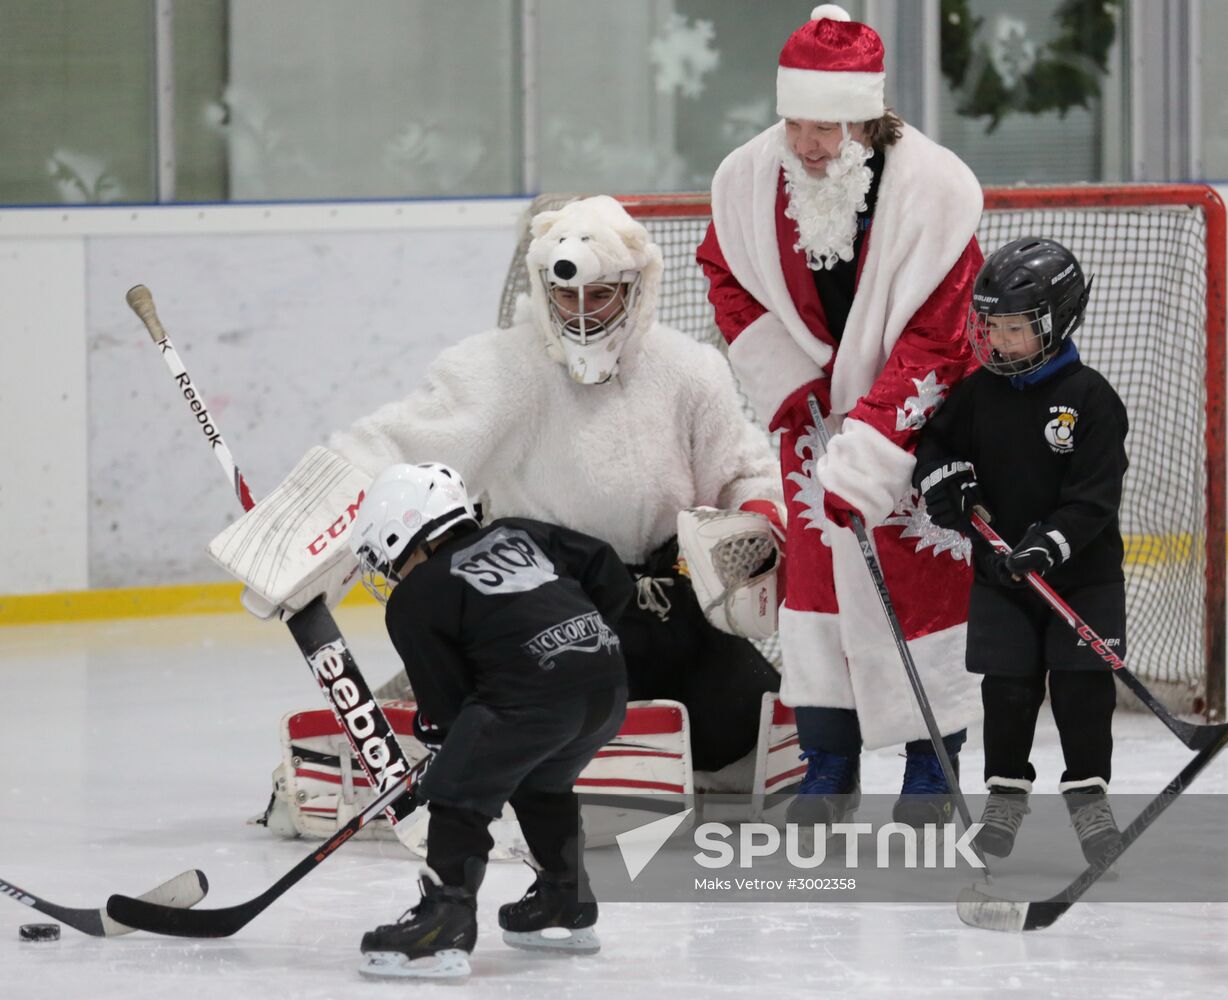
{"left": 19, "top": 923, "right": 60, "bottom": 942}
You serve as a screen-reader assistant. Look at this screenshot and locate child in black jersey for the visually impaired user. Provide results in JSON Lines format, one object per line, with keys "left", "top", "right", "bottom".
{"left": 347, "top": 462, "right": 632, "bottom": 982}
{"left": 913, "top": 238, "right": 1129, "bottom": 866}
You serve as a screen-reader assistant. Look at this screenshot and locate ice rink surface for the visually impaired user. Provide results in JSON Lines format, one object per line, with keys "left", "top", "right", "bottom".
{"left": 1, "top": 609, "right": 1225, "bottom": 1000}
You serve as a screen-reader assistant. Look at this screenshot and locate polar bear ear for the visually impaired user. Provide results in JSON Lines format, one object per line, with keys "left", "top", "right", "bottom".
{"left": 529, "top": 209, "right": 562, "bottom": 239}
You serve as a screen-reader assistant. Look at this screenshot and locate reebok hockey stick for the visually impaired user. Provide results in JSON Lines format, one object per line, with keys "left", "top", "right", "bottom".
{"left": 127, "top": 285, "right": 418, "bottom": 826}
{"left": 968, "top": 510, "right": 1226, "bottom": 751}
{"left": 957, "top": 722, "right": 1228, "bottom": 931}
{"left": 805, "top": 396, "right": 985, "bottom": 866}
{"left": 106, "top": 759, "right": 427, "bottom": 937}
{"left": 1, "top": 869, "right": 207, "bottom": 938}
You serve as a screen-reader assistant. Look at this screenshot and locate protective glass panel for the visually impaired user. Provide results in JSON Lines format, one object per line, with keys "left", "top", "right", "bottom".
{"left": 0, "top": 0, "right": 155, "bottom": 205}
{"left": 534, "top": 0, "right": 863, "bottom": 194}
{"left": 223, "top": 0, "right": 518, "bottom": 199}
{"left": 1199, "top": 0, "right": 1228, "bottom": 177}
{"left": 936, "top": 0, "right": 1129, "bottom": 183}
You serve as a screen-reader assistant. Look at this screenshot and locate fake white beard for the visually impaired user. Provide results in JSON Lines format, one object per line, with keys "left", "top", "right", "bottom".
{"left": 780, "top": 133, "right": 874, "bottom": 271}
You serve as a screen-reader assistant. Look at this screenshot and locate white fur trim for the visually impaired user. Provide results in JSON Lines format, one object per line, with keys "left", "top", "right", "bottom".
{"left": 711, "top": 123, "right": 982, "bottom": 417}
{"left": 815, "top": 417, "right": 916, "bottom": 527}
{"left": 727, "top": 312, "right": 825, "bottom": 426}
{"left": 986, "top": 776, "right": 1033, "bottom": 794}
{"left": 1059, "top": 777, "right": 1110, "bottom": 794}
{"left": 779, "top": 604, "right": 979, "bottom": 750}
{"left": 811, "top": 5, "right": 851, "bottom": 21}
{"left": 776, "top": 66, "right": 885, "bottom": 123}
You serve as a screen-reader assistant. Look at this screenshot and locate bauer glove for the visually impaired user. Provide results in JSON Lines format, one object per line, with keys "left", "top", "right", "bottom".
{"left": 1001, "top": 522, "right": 1070, "bottom": 581}
{"left": 916, "top": 458, "right": 983, "bottom": 531}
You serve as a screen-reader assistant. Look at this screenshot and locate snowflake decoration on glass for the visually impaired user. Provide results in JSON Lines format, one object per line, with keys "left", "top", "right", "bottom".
{"left": 882, "top": 492, "right": 972, "bottom": 563}
{"left": 989, "top": 15, "right": 1037, "bottom": 89}
{"left": 785, "top": 422, "right": 827, "bottom": 532}
{"left": 650, "top": 13, "right": 719, "bottom": 99}
{"left": 895, "top": 371, "right": 948, "bottom": 432}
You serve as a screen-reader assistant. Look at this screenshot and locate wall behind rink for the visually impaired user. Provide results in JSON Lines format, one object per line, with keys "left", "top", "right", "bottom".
{"left": 0, "top": 199, "right": 525, "bottom": 595}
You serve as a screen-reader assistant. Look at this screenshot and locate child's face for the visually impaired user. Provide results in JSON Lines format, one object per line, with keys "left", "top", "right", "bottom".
{"left": 986, "top": 313, "right": 1042, "bottom": 361}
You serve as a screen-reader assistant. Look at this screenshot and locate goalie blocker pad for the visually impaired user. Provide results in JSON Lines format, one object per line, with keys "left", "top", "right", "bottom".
{"left": 262, "top": 700, "right": 695, "bottom": 852}
{"left": 208, "top": 446, "right": 370, "bottom": 615}
{"left": 677, "top": 506, "right": 779, "bottom": 639}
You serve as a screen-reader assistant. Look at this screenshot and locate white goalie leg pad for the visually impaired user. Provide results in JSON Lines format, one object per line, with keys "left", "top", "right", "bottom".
{"left": 273, "top": 703, "right": 427, "bottom": 841}
{"left": 750, "top": 693, "right": 801, "bottom": 821}
{"left": 208, "top": 446, "right": 370, "bottom": 616}
{"left": 677, "top": 507, "right": 779, "bottom": 639}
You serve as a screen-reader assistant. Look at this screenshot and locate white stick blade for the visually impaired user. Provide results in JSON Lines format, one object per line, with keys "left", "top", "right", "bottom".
{"left": 99, "top": 869, "right": 208, "bottom": 937}
{"left": 956, "top": 886, "right": 1028, "bottom": 933}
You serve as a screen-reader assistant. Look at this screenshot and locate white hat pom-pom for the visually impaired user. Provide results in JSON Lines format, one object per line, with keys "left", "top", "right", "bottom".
{"left": 811, "top": 4, "right": 850, "bottom": 21}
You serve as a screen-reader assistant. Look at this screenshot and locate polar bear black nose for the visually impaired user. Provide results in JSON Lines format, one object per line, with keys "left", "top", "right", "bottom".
{"left": 553, "top": 259, "right": 578, "bottom": 280}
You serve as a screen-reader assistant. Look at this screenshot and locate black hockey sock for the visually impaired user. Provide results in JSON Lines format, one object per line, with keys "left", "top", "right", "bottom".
{"left": 981, "top": 673, "right": 1046, "bottom": 783}
{"left": 1049, "top": 669, "right": 1115, "bottom": 784}
{"left": 795, "top": 706, "right": 862, "bottom": 755}
{"left": 903, "top": 730, "right": 967, "bottom": 757}
{"left": 426, "top": 804, "right": 495, "bottom": 887}
{"left": 508, "top": 787, "right": 583, "bottom": 874}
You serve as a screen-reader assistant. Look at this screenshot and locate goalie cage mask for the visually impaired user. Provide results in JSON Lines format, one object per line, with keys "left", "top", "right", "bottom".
{"left": 676, "top": 507, "right": 780, "bottom": 640}
{"left": 968, "top": 237, "right": 1093, "bottom": 377}
{"left": 349, "top": 462, "right": 480, "bottom": 603}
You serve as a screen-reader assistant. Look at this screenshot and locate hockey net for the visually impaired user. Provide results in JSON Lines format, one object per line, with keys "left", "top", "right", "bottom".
{"left": 498, "top": 185, "right": 1226, "bottom": 719}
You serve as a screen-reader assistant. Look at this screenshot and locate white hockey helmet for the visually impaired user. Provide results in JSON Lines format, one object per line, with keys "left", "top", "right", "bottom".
{"left": 349, "top": 462, "right": 479, "bottom": 602}
{"left": 525, "top": 195, "right": 663, "bottom": 384}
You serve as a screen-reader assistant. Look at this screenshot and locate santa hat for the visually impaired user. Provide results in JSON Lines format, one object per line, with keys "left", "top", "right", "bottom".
{"left": 776, "top": 5, "right": 885, "bottom": 123}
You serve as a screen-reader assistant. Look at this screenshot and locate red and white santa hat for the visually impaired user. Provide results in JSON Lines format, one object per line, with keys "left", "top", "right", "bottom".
{"left": 777, "top": 4, "right": 885, "bottom": 123}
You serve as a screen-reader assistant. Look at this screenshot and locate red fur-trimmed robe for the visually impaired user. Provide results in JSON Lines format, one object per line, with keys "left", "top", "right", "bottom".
{"left": 698, "top": 121, "right": 983, "bottom": 748}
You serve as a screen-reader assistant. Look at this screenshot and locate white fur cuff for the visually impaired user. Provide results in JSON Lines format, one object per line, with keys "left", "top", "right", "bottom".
{"left": 815, "top": 418, "right": 916, "bottom": 527}
{"left": 727, "top": 312, "right": 824, "bottom": 427}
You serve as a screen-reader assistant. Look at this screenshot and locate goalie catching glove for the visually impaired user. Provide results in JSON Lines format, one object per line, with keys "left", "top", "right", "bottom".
{"left": 676, "top": 506, "right": 780, "bottom": 640}
{"left": 208, "top": 446, "right": 371, "bottom": 620}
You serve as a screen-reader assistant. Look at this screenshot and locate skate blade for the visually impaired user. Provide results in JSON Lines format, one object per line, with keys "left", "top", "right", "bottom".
{"left": 502, "top": 927, "right": 601, "bottom": 955}
{"left": 358, "top": 948, "right": 471, "bottom": 981}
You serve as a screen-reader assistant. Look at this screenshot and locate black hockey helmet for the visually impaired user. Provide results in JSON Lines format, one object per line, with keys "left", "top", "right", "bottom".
{"left": 968, "top": 237, "right": 1092, "bottom": 376}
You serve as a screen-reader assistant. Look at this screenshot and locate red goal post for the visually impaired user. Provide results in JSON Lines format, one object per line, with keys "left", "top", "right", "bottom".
{"left": 498, "top": 184, "right": 1226, "bottom": 719}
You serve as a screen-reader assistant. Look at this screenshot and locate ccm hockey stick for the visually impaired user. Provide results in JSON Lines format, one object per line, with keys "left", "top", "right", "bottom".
{"left": 1, "top": 869, "right": 207, "bottom": 938}
{"left": 107, "top": 758, "right": 428, "bottom": 937}
{"left": 957, "top": 723, "right": 1228, "bottom": 931}
{"left": 969, "top": 509, "right": 1227, "bottom": 751}
{"left": 805, "top": 395, "right": 986, "bottom": 869}
{"left": 126, "top": 284, "right": 417, "bottom": 830}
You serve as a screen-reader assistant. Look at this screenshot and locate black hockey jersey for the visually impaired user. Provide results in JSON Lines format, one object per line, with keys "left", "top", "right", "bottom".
{"left": 915, "top": 360, "right": 1129, "bottom": 590}
{"left": 384, "top": 517, "right": 633, "bottom": 727}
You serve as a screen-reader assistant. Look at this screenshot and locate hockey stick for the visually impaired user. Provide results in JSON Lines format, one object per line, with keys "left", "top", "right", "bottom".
{"left": 127, "top": 285, "right": 418, "bottom": 826}
{"left": 1, "top": 869, "right": 207, "bottom": 938}
{"left": 968, "top": 509, "right": 1224, "bottom": 751}
{"left": 106, "top": 760, "right": 426, "bottom": 937}
{"left": 957, "top": 722, "right": 1228, "bottom": 931}
{"left": 805, "top": 396, "right": 984, "bottom": 863}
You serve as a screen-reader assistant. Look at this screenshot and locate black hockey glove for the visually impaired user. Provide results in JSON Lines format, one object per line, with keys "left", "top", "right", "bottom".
{"left": 916, "top": 458, "right": 982, "bottom": 531}
{"left": 412, "top": 710, "right": 447, "bottom": 753}
{"left": 1000, "top": 522, "right": 1068, "bottom": 582}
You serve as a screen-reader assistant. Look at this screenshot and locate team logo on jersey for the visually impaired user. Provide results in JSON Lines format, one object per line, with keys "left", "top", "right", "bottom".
{"left": 1044, "top": 406, "right": 1078, "bottom": 453}
{"left": 523, "top": 611, "right": 621, "bottom": 670}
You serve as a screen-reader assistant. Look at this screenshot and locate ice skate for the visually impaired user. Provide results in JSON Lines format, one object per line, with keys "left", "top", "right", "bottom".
{"left": 974, "top": 779, "right": 1031, "bottom": 858}
{"left": 1062, "top": 782, "right": 1124, "bottom": 867}
{"left": 892, "top": 746, "right": 959, "bottom": 829}
{"left": 785, "top": 749, "right": 861, "bottom": 831}
{"left": 359, "top": 867, "right": 479, "bottom": 982}
{"left": 498, "top": 863, "right": 600, "bottom": 955}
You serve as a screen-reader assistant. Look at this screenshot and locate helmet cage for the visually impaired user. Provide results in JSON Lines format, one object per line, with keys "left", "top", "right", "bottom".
{"left": 968, "top": 304, "right": 1058, "bottom": 377}
{"left": 538, "top": 270, "right": 643, "bottom": 346}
